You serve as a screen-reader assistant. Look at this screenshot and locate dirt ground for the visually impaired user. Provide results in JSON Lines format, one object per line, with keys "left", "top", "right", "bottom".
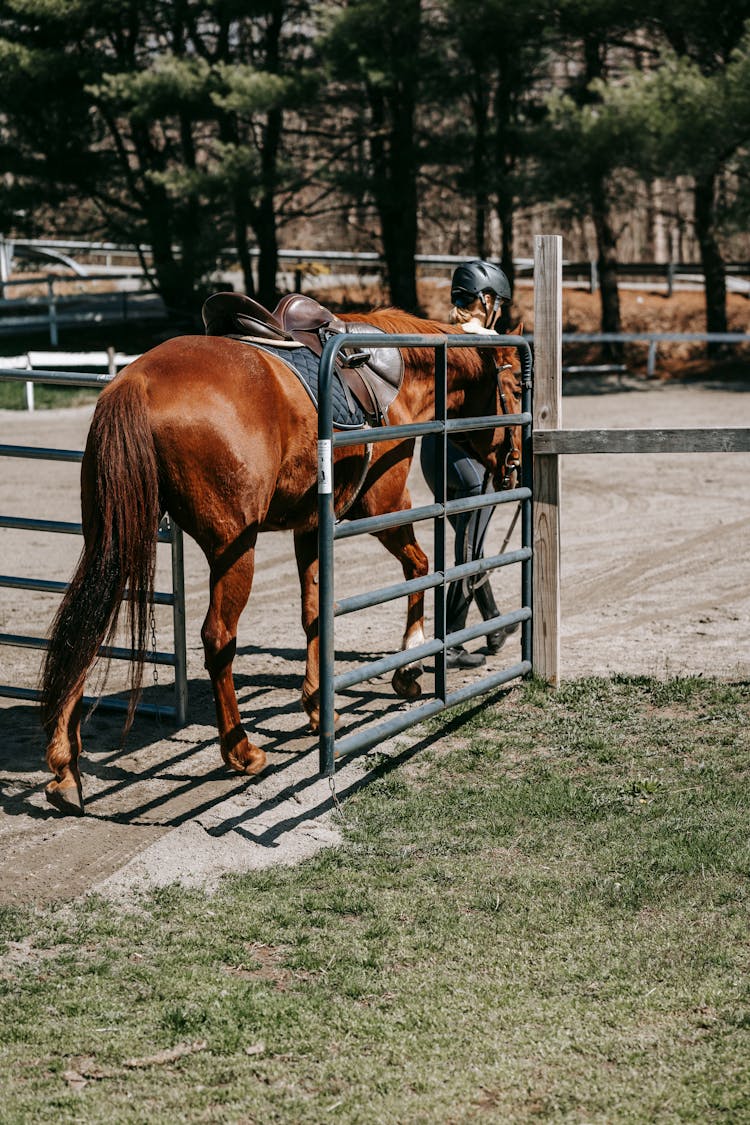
{"left": 1, "top": 289, "right": 748, "bottom": 906}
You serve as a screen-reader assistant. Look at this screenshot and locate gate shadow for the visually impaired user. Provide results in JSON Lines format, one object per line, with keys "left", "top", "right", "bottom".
{"left": 0, "top": 640, "right": 412, "bottom": 830}
{"left": 202, "top": 685, "right": 518, "bottom": 849}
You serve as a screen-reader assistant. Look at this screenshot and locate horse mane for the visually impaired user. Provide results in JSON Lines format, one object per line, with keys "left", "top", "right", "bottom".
{"left": 341, "top": 306, "right": 487, "bottom": 381}
{"left": 340, "top": 306, "right": 456, "bottom": 335}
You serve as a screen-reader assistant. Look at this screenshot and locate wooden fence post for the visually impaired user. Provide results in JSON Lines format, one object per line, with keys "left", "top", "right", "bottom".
{"left": 532, "top": 235, "right": 562, "bottom": 685}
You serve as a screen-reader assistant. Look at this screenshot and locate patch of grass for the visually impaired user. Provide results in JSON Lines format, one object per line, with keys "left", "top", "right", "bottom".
{"left": 1, "top": 676, "right": 749, "bottom": 1122}
{"left": 0, "top": 382, "right": 99, "bottom": 410}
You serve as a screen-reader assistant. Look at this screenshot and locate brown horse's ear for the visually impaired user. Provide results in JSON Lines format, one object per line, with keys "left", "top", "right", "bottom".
{"left": 509, "top": 320, "right": 523, "bottom": 335}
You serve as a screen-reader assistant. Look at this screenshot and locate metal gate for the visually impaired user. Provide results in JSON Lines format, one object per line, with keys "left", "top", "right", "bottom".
{"left": 0, "top": 367, "right": 188, "bottom": 723}
{"left": 317, "top": 332, "right": 533, "bottom": 775}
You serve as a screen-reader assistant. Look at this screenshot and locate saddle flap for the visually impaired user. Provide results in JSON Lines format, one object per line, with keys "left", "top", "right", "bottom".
{"left": 340, "top": 322, "right": 404, "bottom": 421}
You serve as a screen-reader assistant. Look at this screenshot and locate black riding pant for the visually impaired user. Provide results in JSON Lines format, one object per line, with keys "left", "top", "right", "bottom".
{"left": 420, "top": 434, "right": 500, "bottom": 634}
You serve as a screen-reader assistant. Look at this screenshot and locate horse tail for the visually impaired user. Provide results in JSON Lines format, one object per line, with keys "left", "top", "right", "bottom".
{"left": 40, "top": 373, "right": 160, "bottom": 737}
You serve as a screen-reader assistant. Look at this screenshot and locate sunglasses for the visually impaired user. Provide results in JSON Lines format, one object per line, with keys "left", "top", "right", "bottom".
{"left": 451, "top": 290, "right": 478, "bottom": 309}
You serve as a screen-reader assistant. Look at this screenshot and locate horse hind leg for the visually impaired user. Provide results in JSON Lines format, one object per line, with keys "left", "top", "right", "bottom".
{"left": 375, "top": 526, "right": 429, "bottom": 701}
{"left": 45, "top": 687, "right": 85, "bottom": 815}
{"left": 294, "top": 527, "right": 341, "bottom": 734}
{"left": 294, "top": 529, "right": 321, "bottom": 729}
{"left": 203, "top": 539, "right": 266, "bottom": 777}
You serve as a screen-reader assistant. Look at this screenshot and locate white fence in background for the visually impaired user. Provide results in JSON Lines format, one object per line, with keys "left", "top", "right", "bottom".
{"left": 0, "top": 350, "right": 139, "bottom": 410}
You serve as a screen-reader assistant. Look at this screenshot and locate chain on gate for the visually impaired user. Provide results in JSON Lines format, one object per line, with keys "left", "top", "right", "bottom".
{"left": 149, "top": 601, "right": 159, "bottom": 689}
{"left": 328, "top": 775, "right": 346, "bottom": 823}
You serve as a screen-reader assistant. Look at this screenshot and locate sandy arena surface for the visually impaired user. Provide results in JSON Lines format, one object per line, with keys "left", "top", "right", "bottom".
{"left": 0, "top": 371, "right": 748, "bottom": 905}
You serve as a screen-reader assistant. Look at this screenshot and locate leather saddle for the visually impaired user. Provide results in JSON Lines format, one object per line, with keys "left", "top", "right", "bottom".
{"left": 202, "top": 291, "right": 404, "bottom": 423}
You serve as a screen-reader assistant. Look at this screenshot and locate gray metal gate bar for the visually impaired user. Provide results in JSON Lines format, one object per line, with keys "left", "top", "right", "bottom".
{"left": 1, "top": 631, "right": 177, "bottom": 664}
{"left": 0, "top": 444, "right": 83, "bottom": 462}
{"left": 0, "top": 368, "right": 112, "bottom": 387}
{"left": 434, "top": 342, "right": 448, "bottom": 703}
{"left": 333, "top": 608, "right": 531, "bottom": 694}
{"left": 334, "top": 420, "right": 444, "bottom": 446}
{"left": 330, "top": 412, "right": 530, "bottom": 450}
{"left": 169, "top": 519, "right": 188, "bottom": 726}
{"left": 333, "top": 504, "right": 443, "bottom": 539}
{"left": 336, "top": 573, "right": 444, "bottom": 616}
{"left": 334, "top": 640, "right": 445, "bottom": 692}
{"left": 317, "top": 331, "right": 534, "bottom": 777}
{"left": 0, "top": 683, "right": 174, "bottom": 719}
{"left": 0, "top": 513, "right": 172, "bottom": 541}
{"left": 333, "top": 485, "right": 531, "bottom": 541}
{"left": 0, "top": 573, "right": 175, "bottom": 604}
{"left": 334, "top": 546, "right": 532, "bottom": 618}
{"left": 333, "top": 661, "right": 532, "bottom": 761}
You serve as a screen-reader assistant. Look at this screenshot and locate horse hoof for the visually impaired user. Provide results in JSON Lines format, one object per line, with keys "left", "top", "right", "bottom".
{"left": 225, "top": 742, "right": 267, "bottom": 777}
{"left": 45, "top": 780, "right": 84, "bottom": 817}
{"left": 302, "top": 692, "right": 340, "bottom": 735}
{"left": 392, "top": 667, "right": 423, "bottom": 700}
{"left": 306, "top": 710, "right": 340, "bottom": 735}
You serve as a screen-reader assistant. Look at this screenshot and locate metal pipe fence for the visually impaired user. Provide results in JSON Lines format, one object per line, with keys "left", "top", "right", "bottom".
{"left": 3, "top": 236, "right": 750, "bottom": 282}
{"left": 0, "top": 287, "right": 165, "bottom": 345}
{"left": 560, "top": 331, "right": 750, "bottom": 378}
{"left": 0, "top": 367, "right": 188, "bottom": 723}
{"left": 316, "top": 332, "right": 533, "bottom": 776}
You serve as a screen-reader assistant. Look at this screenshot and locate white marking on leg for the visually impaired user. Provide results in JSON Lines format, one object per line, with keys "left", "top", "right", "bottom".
{"left": 403, "top": 625, "right": 425, "bottom": 651}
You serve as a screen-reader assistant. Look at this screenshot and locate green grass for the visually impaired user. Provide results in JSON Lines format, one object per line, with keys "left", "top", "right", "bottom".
{"left": 2, "top": 676, "right": 749, "bottom": 1123}
{"left": 0, "top": 382, "right": 99, "bottom": 410}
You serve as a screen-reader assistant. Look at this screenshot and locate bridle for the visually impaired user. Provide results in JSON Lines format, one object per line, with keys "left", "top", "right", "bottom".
{"left": 494, "top": 359, "right": 523, "bottom": 490}
{"left": 465, "top": 354, "right": 522, "bottom": 493}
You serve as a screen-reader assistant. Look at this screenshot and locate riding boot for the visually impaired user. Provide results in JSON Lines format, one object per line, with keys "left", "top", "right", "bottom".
{"left": 445, "top": 578, "right": 471, "bottom": 637}
{"left": 474, "top": 576, "right": 518, "bottom": 653}
{"left": 443, "top": 579, "right": 485, "bottom": 668}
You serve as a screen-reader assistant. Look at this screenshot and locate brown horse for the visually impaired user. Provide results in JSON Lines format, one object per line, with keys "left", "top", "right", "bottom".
{"left": 40, "top": 308, "right": 523, "bottom": 816}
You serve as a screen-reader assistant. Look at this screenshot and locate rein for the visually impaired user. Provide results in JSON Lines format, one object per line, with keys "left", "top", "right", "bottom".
{"left": 464, "top": 357, "right": 523, "bottom": 593}
{"left": 470, "top": 355, "right": 522, "bottom": 494}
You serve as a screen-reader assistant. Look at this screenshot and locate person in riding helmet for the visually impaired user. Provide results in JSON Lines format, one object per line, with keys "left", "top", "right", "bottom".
{"left": 420, "top": 259, "right": 519, "bottom": 670}
{"left": 449, "top": 259, "right": 512, "bottom": 334}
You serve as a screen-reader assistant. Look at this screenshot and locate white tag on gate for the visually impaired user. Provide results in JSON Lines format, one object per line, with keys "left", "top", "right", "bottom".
{"left": 317, "top": 439, "right": 332, "bottom": 494}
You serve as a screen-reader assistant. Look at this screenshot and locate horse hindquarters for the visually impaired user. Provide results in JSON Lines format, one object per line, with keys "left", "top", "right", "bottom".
{"left": 40, "top": 375, "right": 161, "bottom": 815}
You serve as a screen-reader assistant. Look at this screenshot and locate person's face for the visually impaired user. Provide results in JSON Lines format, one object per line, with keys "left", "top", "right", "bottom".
{"left": 449, "top": 294, "right": 489, "bottom": 325}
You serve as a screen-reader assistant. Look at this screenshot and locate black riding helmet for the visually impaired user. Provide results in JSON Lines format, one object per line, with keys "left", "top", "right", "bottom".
{"left": 451, "top": 260, "right": 511, "bottom": 308}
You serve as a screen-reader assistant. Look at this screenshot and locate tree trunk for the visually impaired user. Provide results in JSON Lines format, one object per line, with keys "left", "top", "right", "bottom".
{"left": 363, "top": 0, "right": 421, "bottom": 312}
{"left": 590, "top": 179, "right": 622, "bottom": 356}
{"left": 253, "top": 105, "right": 283, "bottom": 308}
{"left": 254, "top": 5, "right": 283, "bottom": 307}
{"left": 470, "top": 82, "right": 490, "bottom": 258}
{"left": 146, "top": 200, "right": 198, "bottom": 318}
{"left": 381, "top": 136, "right": 419, "bottom": 311}
{"left": 496, "top": 188, "right": 515, "bottom": 332}
{"left": 368, "top": 88, "right": 419, "bottom": 312}
{"left": 255, "top": 194, "right": 279, "bottom": 308}
{"left": 694, "top": 170, "right": 727, "bottom": 350}
{"left": 235, "top": 203, "right": 256, "bottom": 299}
